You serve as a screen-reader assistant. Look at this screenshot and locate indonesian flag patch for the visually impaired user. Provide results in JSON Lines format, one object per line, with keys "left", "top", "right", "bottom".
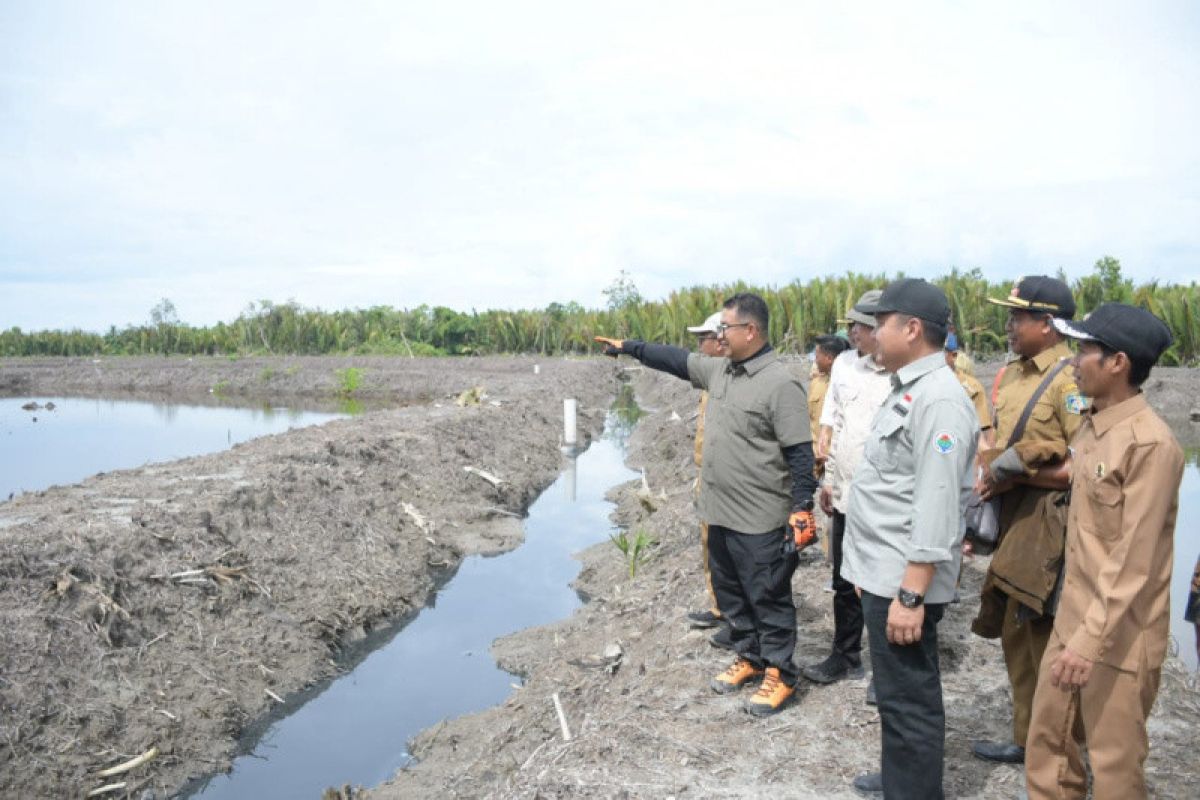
{"left": 933, "top": 431, "right": 958, "bottom": 454}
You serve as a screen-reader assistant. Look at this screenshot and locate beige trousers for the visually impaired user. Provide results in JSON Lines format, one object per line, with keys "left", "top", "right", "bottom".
{"left": 1025, "top": 632, "right": 1161, "bottom": 800}
{"left": 1001, "top": 594, "right": 1054, "bottom": 745}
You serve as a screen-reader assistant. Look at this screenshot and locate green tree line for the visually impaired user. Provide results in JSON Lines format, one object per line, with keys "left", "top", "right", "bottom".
{"left": 3, "top": 258, "right": 1198, "bottom": 365}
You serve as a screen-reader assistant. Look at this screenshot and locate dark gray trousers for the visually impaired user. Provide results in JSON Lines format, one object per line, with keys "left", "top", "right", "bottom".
{"left": 707, "top": 524, "right": 799, "bottom": 684}
{"left": 830, "top": 511, "right": 864, "bottom": 665}
{"left": 862, "top": 591, "right": 946, "bottom": 800}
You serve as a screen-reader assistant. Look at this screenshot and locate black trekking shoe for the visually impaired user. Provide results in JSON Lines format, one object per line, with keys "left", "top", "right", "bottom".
{"left": 686, "top": 609, "right": 722, "bottom": 629}
{"left": 852, "top": 772, "right": 883, "bottom": 796}
{"left": 801, "top": 654, "right": 865, "bottom": 684}
{"left": 971, "top": 740, "right": 1025, "bottom": 763}
{"left": 709, "top": 624, "right": 734, "bottom": 650}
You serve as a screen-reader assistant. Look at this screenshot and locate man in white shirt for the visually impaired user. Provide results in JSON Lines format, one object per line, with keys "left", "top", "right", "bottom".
{"left": 803, "top": 289, "right": 893, "bottom": 688}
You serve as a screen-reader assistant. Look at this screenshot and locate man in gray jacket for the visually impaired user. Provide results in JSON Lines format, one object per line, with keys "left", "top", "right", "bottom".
{"left": 841, "top": 279, "right": 979, "bottom": 798}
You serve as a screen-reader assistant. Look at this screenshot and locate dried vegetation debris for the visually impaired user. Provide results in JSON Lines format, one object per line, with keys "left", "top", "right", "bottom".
{"left": 0, "top": 356, "right": 616, "bottom": 798}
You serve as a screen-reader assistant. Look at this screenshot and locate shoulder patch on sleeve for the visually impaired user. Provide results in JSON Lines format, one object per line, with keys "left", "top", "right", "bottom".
{"left": 1064, "top": 392, "right": 1087, "bottom": 415}
{"left": 932, "top": 431, "right": 958, "bottom": 454}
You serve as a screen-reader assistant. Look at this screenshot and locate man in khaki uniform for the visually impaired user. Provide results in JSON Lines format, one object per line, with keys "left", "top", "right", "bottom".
{"left": 684, "top": 312, "right": 732, "bottom": 646}
{"left": 808, "top": 335, "right": 847, "bottom": 439}
{"left": 945, "top": 332, "right": 993, "bottom": 449}
{"left": 971, "top": 276, "right": 1086, "bottom": 764}
{"left": 1026, "top": 304, "right": 1182, "bottom": 800}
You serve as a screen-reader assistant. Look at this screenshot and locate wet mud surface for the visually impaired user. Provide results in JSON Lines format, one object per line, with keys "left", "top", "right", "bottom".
{"left": 0, "top": 356, "right": 618, "bottom": 799}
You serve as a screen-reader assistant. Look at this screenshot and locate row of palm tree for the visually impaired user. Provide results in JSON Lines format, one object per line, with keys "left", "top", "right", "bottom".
{"left": 2, "top": 260, "right": 1197, "bottom": 364}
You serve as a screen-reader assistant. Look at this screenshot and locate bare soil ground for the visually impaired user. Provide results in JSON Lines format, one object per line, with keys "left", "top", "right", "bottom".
{"left": 2, "top": 356, "right": 1197, "bottom": 799}
{"left": 370, "top": 363, "right": 1200, "bottom": 800}
{"left": 0, "top": 356, "right": 619, "bottom": 799}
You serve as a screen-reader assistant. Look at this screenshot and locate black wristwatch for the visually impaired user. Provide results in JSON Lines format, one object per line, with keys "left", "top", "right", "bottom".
{"left": 897, "top": 588, "right": 924, "bottom": 609}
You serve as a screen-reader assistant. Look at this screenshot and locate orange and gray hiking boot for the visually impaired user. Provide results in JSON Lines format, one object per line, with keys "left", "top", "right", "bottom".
{"left": 709, "top": 657, "right": 764, "bottom": 695}
{"left": 744, "top": 667, "right": 795, "bottom": 716}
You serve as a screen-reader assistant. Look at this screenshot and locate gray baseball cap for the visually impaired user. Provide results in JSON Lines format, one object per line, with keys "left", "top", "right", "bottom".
{"left": 845, "top": 289, "right": 883, "bottom": 327}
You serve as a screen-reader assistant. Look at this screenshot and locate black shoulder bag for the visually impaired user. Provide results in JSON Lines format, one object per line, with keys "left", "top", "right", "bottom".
{"left": 964, "top": 358, "right": 1071, "bottom": 554}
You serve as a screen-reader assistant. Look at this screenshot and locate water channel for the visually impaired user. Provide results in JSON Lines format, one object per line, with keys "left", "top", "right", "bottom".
{"left": 0, "top": 396, "right": 345, "bottom": 502}
{"left": 184, "top": 412, "right": 639, "bottom": 799}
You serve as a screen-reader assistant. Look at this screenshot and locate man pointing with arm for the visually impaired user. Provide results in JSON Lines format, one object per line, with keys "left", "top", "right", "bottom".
{"left": 596, "top": 292, "right": 818, "bottom": 716}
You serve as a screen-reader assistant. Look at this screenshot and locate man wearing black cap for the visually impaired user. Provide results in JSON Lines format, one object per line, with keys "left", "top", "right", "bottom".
{"left": 1025, "top": 304, "right": 1183, "bottom": 800}
{"left": 841, "top": 278, "right": 978, "bottom": 799}
{"left": 970, "top": 275, "right": 1084, "bottom": 765}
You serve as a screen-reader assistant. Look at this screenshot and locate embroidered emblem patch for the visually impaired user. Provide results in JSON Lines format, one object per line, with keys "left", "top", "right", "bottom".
{"left": 933, "top": 431, "right": 957, "bottom": 454}
{"left": 1065, "top": 393, "right": 1086, "bottom": 415}
{"left": 1095, "top": 462, "right": 1106, "bottom": 479}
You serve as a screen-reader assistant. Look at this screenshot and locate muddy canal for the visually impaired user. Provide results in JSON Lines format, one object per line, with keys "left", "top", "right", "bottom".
{"left": 184, "top": 414, "right": 638, "bottom": 799}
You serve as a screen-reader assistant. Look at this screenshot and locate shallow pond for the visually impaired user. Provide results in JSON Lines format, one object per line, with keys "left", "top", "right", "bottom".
{"left": 0, "top": 396, "right": 344, "bottom": 502}
{"left": 184, "top": 413, "right": 639, "bottom": 799}
{"left": 1170, "top": 451, "right": 1199, "bottom": 670}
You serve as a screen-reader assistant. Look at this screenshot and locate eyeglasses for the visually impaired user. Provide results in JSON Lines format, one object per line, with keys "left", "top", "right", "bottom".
{"left": 716, "top": 322, "right": 752, "bottom": 335}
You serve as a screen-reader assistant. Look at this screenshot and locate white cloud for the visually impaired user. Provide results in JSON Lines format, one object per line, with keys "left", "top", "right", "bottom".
{"left": 1, "top": 0, "right": 1198, "bottom": 331}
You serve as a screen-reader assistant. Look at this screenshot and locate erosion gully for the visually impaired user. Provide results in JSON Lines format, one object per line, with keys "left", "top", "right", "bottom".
{"left": 183, "top": 406, "right": 641, "bottom": 799}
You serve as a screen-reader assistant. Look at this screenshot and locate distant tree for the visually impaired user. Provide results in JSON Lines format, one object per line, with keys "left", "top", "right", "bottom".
{"left": 1074, "top": 255, "right": 1133, "bottom": 313}
{"left": 603, "top": 270, "right": 643, "bottom": 311}
{"left": 149, "top": 298, "right": 178, "bottom": 327}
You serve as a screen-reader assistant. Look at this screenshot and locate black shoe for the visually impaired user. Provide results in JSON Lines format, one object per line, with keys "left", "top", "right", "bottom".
{"left": 801, "top": 654, "right": 865, "bottom": 684}
{"left": 865, "top": 677, "right": 876, "bottom": 706}
{"left": 709, "top": 625, "right": 734, "bottom": 650}
{"left": 686, "top": 609, "right": 722, "bottom": 629}
{"left": 852, "top": 772, "right": 883, "bottom": 796}
{"left": 971, "top": 740, "right": 1026, "bottom": 763}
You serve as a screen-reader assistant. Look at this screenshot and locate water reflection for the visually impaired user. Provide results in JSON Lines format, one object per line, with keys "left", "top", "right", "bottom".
{"left": 0, "top": 396, "right": 344, "bottom": 502}
{"left": 1174, "top": 449, "right": 1200, "bottom": 669}
{"left": 184, "top": 414, "right": 639, "bottom": 800}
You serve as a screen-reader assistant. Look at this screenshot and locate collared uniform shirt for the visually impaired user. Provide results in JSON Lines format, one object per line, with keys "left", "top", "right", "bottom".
{"left": 823, "top": 353, "right": 892, "bottom": 514}
{"left": 807, "top": 372, "right": 830, "bottom": 440}
{"left": 818, "top": 349, "right": 861, "bottom": 429}
{"left": 1055, "top": 394, "right": 1184, "bottom": 670}
{"left": 994, "top": 342, "right": 1083, "bottom": 470}
{"left": 694, "top": 391, "right": 708, "bottom": 467}
{"left": 842, "top": 352, "right": 979, "bottom": 604}
{"left": 687, "top": 348, "right": 811, "bottom": 534}
{"left": 956, "top": 368, "right": 992, "bottom": 432}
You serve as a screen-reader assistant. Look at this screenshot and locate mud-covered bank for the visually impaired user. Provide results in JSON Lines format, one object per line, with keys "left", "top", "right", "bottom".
{"left": 0, "top": 357, "right": 619, "bottom": 799}
{"left": 370, "top": 364, "right": 1199, "bottom": 800}
{"left": 0, "top": 354, "right": 576, "bottom": 409}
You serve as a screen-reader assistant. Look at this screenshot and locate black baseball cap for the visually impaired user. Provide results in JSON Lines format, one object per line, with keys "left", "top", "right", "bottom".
{"left": 871, "top": 278, "right": 950, "bottom": 326}
{"left": 988, "top": 275, "right": 1076, "bottom": 319}
{"left": 1052, "top": 303, "right": 1173, "bottom": 366}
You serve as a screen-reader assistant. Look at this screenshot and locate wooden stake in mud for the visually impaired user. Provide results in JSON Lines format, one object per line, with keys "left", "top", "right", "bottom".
{"left": 552, "top": 692, "right": 572, "bottom": 742}
{"left": 563, "top": 399, "right": 578, "bottom": 451}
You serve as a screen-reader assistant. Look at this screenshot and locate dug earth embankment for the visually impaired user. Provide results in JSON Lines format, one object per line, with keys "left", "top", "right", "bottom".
{"left": 371, "top": 364, "right": 1199, "bottom": 799}
{"left": 0, "top": 356, "right": 619, "bottom": 798}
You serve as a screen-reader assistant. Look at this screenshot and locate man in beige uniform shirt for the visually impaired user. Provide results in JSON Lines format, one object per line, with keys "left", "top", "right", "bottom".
{"left": 1026, "top": 304, "right": 1183, "bottom": 800}
{"left": 971, "top": 276, "right": 1084, "bottom": 764}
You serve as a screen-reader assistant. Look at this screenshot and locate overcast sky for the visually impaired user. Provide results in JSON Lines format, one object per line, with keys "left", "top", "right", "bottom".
{"left": 2, "top": 1, "right": 1198, "bottom": 332}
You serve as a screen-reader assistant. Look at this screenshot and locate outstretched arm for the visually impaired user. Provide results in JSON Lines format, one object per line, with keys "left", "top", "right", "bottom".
{"left": 594, "top": 336, "right": 691, "bottom": 381}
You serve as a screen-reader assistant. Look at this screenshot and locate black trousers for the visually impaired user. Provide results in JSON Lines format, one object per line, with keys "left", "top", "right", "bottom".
{"left": 707, "top": 524, "right": 799, "bottom": 684}
{"left": 830, "top": 511, "right": 864, "bottom": 665}
{"left": 862, "top": 592, "right": 946, "bottom": 800}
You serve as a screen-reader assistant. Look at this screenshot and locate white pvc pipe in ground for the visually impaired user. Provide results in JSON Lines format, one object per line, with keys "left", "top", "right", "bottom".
{"left": 563, "top": 398, "right": 578, "bottom": 449}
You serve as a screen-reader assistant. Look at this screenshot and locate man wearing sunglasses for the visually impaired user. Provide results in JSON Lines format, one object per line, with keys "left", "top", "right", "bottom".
{"left": 595, "top": 292, "right": 817, "bottom": 717}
